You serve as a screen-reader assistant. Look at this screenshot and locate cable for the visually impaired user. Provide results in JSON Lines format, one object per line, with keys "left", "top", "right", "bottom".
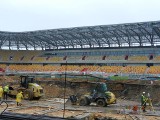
{"left": 0, "top": 101, "right": 8, "bottom": 115}
{"left": 63, "top": 61, "right": 67, "bottom": 118}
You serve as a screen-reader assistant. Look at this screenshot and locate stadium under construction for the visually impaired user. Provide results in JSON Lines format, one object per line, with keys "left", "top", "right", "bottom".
{"left": 0, "top": 21, "right": 160, "bottom": 119}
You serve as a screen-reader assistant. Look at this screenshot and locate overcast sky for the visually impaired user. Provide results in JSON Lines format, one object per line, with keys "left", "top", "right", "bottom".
{"left": 0, "top": 0, "right": 160, "bottom": 32}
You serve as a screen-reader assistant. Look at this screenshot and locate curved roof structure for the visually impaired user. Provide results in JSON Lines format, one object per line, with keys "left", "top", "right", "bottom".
{"left": 0, "top": 21, "right": 160, "bottom": 50}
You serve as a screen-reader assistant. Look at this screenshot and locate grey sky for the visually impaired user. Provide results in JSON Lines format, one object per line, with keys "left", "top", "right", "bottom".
{"left": 0, "top": 0, "right": 160, "bottom": 32}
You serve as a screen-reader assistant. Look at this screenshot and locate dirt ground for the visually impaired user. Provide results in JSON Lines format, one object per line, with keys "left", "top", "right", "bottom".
{"left": 0, "top": 75, "right": 160, "bottom": 120}
{"left": 1, "top": 98, "right": 160, "bottom": 120}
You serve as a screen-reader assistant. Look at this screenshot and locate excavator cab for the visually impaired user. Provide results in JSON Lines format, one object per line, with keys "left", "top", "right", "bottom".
{"left": 20, "top": 76, "right": 34, "bottom": 88}
{"left": 93, "top": 82, "right": 107, "bottom": 93}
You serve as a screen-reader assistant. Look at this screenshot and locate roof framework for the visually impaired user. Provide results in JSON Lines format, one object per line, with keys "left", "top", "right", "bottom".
{"left": 0, "top": 21, "right": 160, "bottom": 50}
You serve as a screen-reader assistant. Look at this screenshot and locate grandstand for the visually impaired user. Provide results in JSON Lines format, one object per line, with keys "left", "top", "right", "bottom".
{"left": 0, "top": 21, "right": 160, "bottom": 77}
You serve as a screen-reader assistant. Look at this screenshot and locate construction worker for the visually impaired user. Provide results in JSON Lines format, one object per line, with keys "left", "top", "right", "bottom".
{"left": 3, "top": 85, "right": 9, "bottom": 100}
{"left": 147, "top": 93, "right": 153, "bottom": 111}
{"left": 0, "top": 86, "right": 3, "bottom": 101}
{"left": 16, "top": 91, "right": 23, "bottom": 106}
{"left": 141, "top": 92, "right": 148, "bottom": 112}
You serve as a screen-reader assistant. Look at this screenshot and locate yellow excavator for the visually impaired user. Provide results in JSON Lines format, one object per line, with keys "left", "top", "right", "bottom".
{"left": 8, "top": 75, "right": 44, "bottom": 100}
{"left": 70, "top": 82, "right": 116, "bottom": 107}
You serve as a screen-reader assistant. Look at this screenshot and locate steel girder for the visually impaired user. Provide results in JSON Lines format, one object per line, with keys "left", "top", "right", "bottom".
{"left": 0, "top": 21, "right": 160, "bottom": 50}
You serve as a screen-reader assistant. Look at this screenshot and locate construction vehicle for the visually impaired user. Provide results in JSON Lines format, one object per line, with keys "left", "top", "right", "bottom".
{"left": 70, "top": 82, "right": 116, "bottom": 107}
{"left": 8, "top": 75, "right": 44, "bottom": 100}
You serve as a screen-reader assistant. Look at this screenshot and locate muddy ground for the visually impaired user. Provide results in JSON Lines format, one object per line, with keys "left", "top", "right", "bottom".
{"left": 0, "top": 75, "right": 160, "bottom": 120}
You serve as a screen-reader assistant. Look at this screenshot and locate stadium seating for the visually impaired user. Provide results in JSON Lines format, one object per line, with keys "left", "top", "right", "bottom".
{"left": 0, "top": 50, "right": 43, "bottom": 62}
{"left": 99, "top": 66, "right": 122, "bottom": 73}
{"left": 2, "top": 64, "right": 160, "bottom": 75}
{"left": 128, "top": 56, "right": 148, "bottom": 61}
{"left": 154, "top": 56, "right": 160, "bottom": 61}
{"left": 9, "top": 64, "right": 61, "bottom": 72}
{"left": 107, "top": 56, "right": 124, "bottom": 60}
{"left": 0, "top": 64, "right": 7, "bottom": 70}
{"left": 85, "top": 56, "right": 102, "bottom": 60}
{"left": 1, "top": 49, "right": 160, "bottom": 75}
{"left": 121, "top": 66, "right": 147, "bottom": 74}
{"left": 147, "top": 66, "right": 160, "bottom": 74}
{"left": 47, "top": 57, "right": 63, "bottom": 62}
{"left": 67, "top": 56, "right": 82, "bottom": 61}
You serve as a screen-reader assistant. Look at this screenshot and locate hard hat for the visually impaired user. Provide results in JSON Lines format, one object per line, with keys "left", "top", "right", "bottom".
{"left": 143, "top": 92, "right": 145, "bottom": 94}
